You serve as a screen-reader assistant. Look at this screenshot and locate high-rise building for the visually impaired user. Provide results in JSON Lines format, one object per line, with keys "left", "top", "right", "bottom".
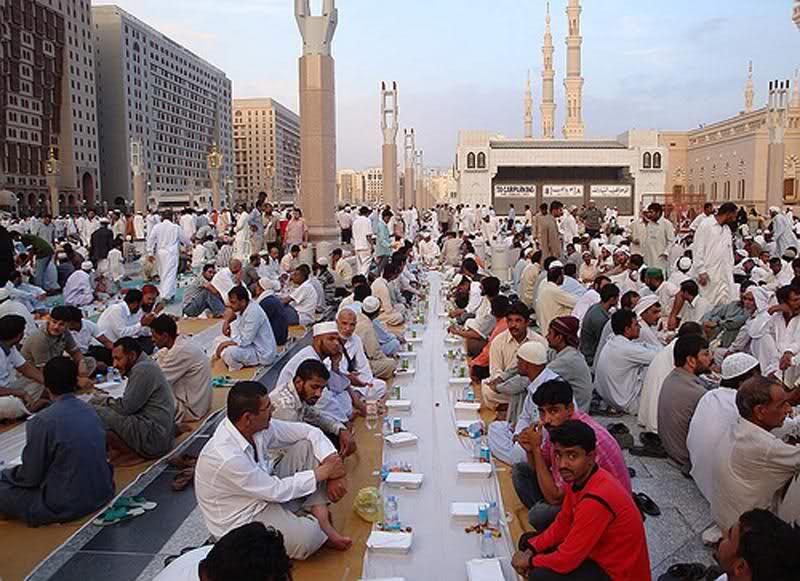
{"left": 93, "top": 5, "right": 232, "bottom": 208}
{"left": 1, "top": 0, "right": 101, "bottom": 215}
{"left": 233, "top": 98, "right": 300, "bottom": 206}
{"left": 336, "top": 168, "right": 364, "bottom": 204}
{"left": 363, "top": 167, "right": 383, "bottom": 203}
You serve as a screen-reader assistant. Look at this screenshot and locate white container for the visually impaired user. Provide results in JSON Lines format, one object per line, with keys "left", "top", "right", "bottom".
{"left": 449, "top": 377, "right": 471, "bottom": 386}
{"left": 445, "top": 336, "right": 461, "bottom": 345}
{"left": 366, "top": 531, "right": 413, "bottom": 554}
{"left": 397, "top": 351, "right": 417, "bottom": 358}
{"left": 457, "top": 462, "right": 492, "bottom": 477}
{"left": 455, "top": 402, "right": 481, "bottom": 412}
{"left": 450, "top": 502, "right": 483, "bottom": 518}
{"left": 385, "top": 432, "right": 419, "bottom": 448}
{"left": 405, "top": 336, "right": 423, "bottom": 344}
{"left": 385, "top": 472, "right": 424, "bottom": 489}
{"left": 386, "top": 399, "right": 412, "bottom": 411}
{"left": 395, "top": 367, "right": 416, "bottom": 376}
{"left": 467, "top": 558, "right": 505, "bottom": 581}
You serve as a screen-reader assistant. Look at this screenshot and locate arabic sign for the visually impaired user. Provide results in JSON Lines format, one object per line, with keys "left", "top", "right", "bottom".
{"left": 494, "top": 184, "right": 536, "bottom": 197}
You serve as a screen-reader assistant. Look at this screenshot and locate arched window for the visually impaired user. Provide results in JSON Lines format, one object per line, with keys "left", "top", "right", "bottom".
{"left": 477, "top": 152, "right": 486, "bottom": 169}
{"left": 724, "top": 181, "right": 731, "bottom": 200}
{"left": 653, "top": 152, "right": 662, "bottom": 169}
{"left": 643, "top": 152, "right": 652, "bottom": 169}
{"left": 688, "top": 184, "right": 695, "bottom": 195}
{"left": 711, "top": 182, "right": 718, "bottom": 200}
{"left": 467, "top": 152, "right": 476, "bottom": 169}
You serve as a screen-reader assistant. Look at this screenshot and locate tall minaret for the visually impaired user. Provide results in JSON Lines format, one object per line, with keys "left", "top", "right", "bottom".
{"left": 541, "top": 1, "right": 555, "bottom": 139}
{"left": 744, "top": 61, "right": 754, "bottom": 113}
{"left": 792, "top": 68, "right": 800, "bottom": 109}
{"left": 562, "top": 0, "right": 585, "bottom": 139}
{"left": 524, "top": 70, "right": 533, "bottom": 138}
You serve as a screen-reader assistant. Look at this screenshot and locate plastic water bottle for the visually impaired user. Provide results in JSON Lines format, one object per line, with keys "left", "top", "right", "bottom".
{"left": 113, "top": 367, "right": 122, "bottom": 382}
{"left": 106, "top": 367, "right": 115, "bottom": 383}
{"left": 472, "top": 432, "right": 482, "bottom": 459}
{"left": 384, "top": 495, "right": 400, "bottom": 530}
{"left": 382, "top": 417, "right": 392, "bottom": 437}
{"left": 488, "top": 501, "right": 500, "bottom": 528}
{"left": 480, "top": 529, "right": 496, "bottom": 558}
{"left": 365, "top": 385, "right": 378, "bottom": 431}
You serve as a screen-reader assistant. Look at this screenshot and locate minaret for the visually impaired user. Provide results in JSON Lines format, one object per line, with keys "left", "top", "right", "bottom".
{"left": 744, "top": 61, "right": 754, "bottom": 113}
{"left": 524, "top": 70, "right": 533, "bottom": 138}
{"left": 792, "top": 68, "right": 800, "bottom": 109}
{"left": 380, "top": 81, "right": 399, "bottom": 208}
{"left": 562, "top": 0, "right": 585, "bottom": 139}
{"left": 540, "top": 1, "right": 555, "bottom": 139}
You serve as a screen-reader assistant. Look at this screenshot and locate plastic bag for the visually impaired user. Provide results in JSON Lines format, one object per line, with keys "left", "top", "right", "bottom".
{"left": 353, "top": 486, "right": 383, "bottom": 523}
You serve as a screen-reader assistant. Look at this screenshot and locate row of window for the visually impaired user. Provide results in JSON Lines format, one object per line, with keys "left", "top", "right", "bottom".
{"left": 642, "top": 152, "right": 662, "bottom": 169}
{"left": 687, "top": 179, "right": 747, "bottom": 200}
{"left": 466, "top": 152, "right": 487, "bottom": 169}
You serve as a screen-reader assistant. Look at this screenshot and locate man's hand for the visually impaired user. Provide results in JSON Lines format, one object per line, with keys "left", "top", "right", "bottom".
{"left": 698, "top": 273, "right": 709, "bottom": 287}
{"left": 329, "top": 351, "right": 343, "bottom": 368}
{"left": 77, "top": 376, "right": 95, "bottom": 390}
{"left": 512, "top": 549, "right": 533, "bottom": 576}
{"left": 141, "top": 313, "right": 156, "bottom": 326}
{"left": 327, "top": 476, "right": 348, "bottom": 503}
{"left": 338, "top": 429, "right": 357, "bottom": 457}
{"left": 215, "top": 341, "right": 236, "bottom": 359}
{"left": 347, "top": 372, "right": 367, "bottom": 388}
{"left": 519, "top": 422, "right": 544, "bottom": 452}
{"left": 780, "top": 351, "right": 794, "bottom": 371}
{"left": 315, "top": 453, "right": 346, "bottom": 482}
{"left": 769, "top": 303, "right": 792, "bottom": 316}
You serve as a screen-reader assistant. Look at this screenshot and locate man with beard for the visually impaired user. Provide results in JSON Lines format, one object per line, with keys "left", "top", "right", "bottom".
{"left": 270, "top": 359, "right": 355, "bottom": 459}
{"left": 512, "top": 380, "right": 630, "bottom": 532}
{"left": 656, "top": 334, "right": 712, "bottom": 468}
{"left": 512, "top": 420, "right": 649, "bottom": 580}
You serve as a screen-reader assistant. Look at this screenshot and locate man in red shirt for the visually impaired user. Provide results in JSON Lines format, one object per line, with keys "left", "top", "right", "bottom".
{"left": 513, "top": 379, "right": 631, "bottom": 532}
{"left": 512, "top": 420, "right": 650, "bottom": 581}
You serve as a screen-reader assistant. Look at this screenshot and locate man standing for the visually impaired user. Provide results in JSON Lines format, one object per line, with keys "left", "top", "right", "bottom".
{"left": 769, "top": 206, "right": 799, "bottom": 258}
{"left": 351, "top": 207, "right": 373, "bottom": 275}
{"left": 539, "top": 201, "right": 563, "bottom": 260}
{"left": 373, "top": 209, "right": 393, "bottom": 276}
{"left": 336, "top": 206, "right": 353, "bottom": 245}
{"left": 642, "top": 202, "right": 674, "bottom": 273}
{"left": 147, "top": 212, "right": 190, "bottom": 302}
{"left": 692, "top": 202, "right": 738, "bottom": 306}
{"left": 89, "top": 218, "right": 114, "bottom": 270}
{"left": 580, "top": 201, "right": 603, "bottom": 239}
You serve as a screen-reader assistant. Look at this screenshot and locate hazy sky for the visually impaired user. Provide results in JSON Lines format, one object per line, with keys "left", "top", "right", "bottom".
{"left": 96, "top": 0, "right": 798, "bottom": 169}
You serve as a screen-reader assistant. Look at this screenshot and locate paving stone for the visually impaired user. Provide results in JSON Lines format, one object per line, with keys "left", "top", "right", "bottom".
{"left": 651, "top": 534, "right": 716, "bottom": 577}
{"left": 644, "top": 507, "right": 697, "bottom": 568}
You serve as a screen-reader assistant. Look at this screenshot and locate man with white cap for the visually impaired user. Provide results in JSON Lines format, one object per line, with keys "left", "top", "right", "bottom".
{"left": 594, "top": 309, "right": 660, "bottom": 414}
{"left": 635, "top": 294, "right": 664, "bottom": 349}
{"left": 361, "top": 296, "right": 401, "bottom": 358}
{"left": 214, "top": 286, "right": 277, "bottom": 372}
{"left": 63, "top": 261, "right": 95, "bottom": 307}
{"left": 769, "top": 206, "right": 799, "bottom": 258}
{"left": 687, "top": 352, "right": 759, "bottom": 502}
{"left": 147, "top": 211, "right": 191, "bottom": 302}
{"left": 668, "top": 255, "right": 692, "bottom": 287}
{"left": 0, "top": 288, "right": 36, "bottom": 338}
{"left": 488, "top": 341, "right": 559, "bottom": 466}
{"left": 418, "top": 231, "right": 440, "bottom": 267}
{"left": 536, "top": 263, "right": 577, "bottom": 335}
{"left": 276, "top": 322, "right": 358, "bottom": 425}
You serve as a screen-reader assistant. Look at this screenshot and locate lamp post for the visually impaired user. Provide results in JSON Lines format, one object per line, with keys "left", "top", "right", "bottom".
{"left": 207, "top": 141, "right": 223, "bottom": 211}
{"left": 44, "top": 146, "right": 59, "bottom": 216}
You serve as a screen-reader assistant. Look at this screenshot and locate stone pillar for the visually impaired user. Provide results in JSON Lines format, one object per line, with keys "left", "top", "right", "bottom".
{"left": 44, "top": 147, "right": 59, "bottom": 215}
{"left": 381, "top": 81, "right": 399, "bottom": 209}
{"left": 414, "top": 149, "right": 425, "bottom": 210}
{"left": 209, "top": 167, "right": 221, "bottom": 211}
{"left": 296, "top": 0, "right": 339, "bottom": 241}
{"left": 131, "top": 139, "right": 147, "bottom": 213}
{"left": 766, "top": 80, "right": 790, "bottom": 208}
{"left": 403, "top": 128, "right": 415, "bottom": 208}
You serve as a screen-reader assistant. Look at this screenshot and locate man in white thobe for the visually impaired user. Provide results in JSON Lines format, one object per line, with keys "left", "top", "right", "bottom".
{"left": 770, "top": 207, "right": 799, "bottom": 257}
{"left": 215, "top": 287, "right": 277, "bottom": 371}
{"left": 642, "top": 203, "right": 674, "bottom": 273}
{"left": 692, "top": 202, "right": 738, "bottom": 306}
{"left": 559, "top": 207, "right": 579, "bottom": 250}
{"left": 63, "top": 261, "right": 94, "bottom": 307}
{"left": 147, "top": 213, "right": 190, "bottom": 302}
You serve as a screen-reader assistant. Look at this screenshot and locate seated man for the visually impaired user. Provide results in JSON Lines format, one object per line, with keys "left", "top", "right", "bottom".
{"left": 512, "top": 380, "right": 631, "bottom": 532}
{"left": 488, "top": 341, "right": 559, "bottom": 466}
{"left": 712, "top": 375, "right": 800, "bottom": 530}
{"left": 353, "top": 295, "right": 398, "bottom": 380}
{"left": 667, "top": 279, "right": 712, "bottom": 331}
{"left": 215, "top": 286, "right": 278, "bottom": 372}
{"left": 546, "top": 317, "right": 593, "bottom": 413}
{"left": 153, "top": 522, "right": 292, "bottom": 581}
{"left": 361, "top": 296, "right": 402, "bottom": 357}
{"left": 91, "top": 337, "right": 176, "bottom": 460}
{"left": 280, "top": 244, "right": 301, "bottom": 274}
{"left": 151, "top": 315, "right": 212, "bottom": 423}
{"left": 579, "top": 283, "right": 619, "bottom": 368}
{"left": 182, "top": 263, "right": 225, "bottom": 318}
{"left": 688, "top": 353, "right": 759, "bottom": 503}
{"left": 634, "top": 295, "right": 664, "bottom": 349}
{"left": 0, "top": 315, "right": 47, "bottom": 420}
{"left": 259, "top": 267, "right": 318, "bottom": 345}
{"left": 713, "top": 509, "right": 800, "bottom": 581}
{"left": 0, "top": 357, "right": 114, "bottom": 526}
{"left": 594, "top": 309, "right": 660, "bottom": 414}
{"left": 331, "top": 248, "right": 353, "bottom": 296}
{"left": 448, "top": 276, "right": 501, "bottom": 358}
{"left": 270, "top": 359, "right": 355, "bottom": 457}
{"left": 536, "top": 265, "right": 578, "bottom": 336}
{"left": 418, "top": 231, "right": 440, "bottom": 266}
{"left": 370, "top": 260, "right": 406, "bottom": 329}
{"left": 195, "top": 381, "right": 351, "bottom": 560}
{"left": 315, "top": 257, "right": 336, "bottom": 306}
{"left": 330, "top": 307, "right": 388, "bottom": 408}
{"left": 657, "top": 334, "right": 711, "bottom": 468}
{"left": 95, "top": 289, "right": 156, "bottom": 363}
{"left": 210, "top": 258, "right": 245, "bottom": 302}
{"left": 512, "top": 420, "right": 650, "bottom": 581}
{"left": 701, "top": 282, "right": 751, "bottom": 349}
{"left": 62, "top": 261, "right": 95, "bottom": 307}
{"left": 469, "top": 296, "right": 510, "bottom": 381}
{"left": 0, "top": 287, "right": 37, "bottom": 339}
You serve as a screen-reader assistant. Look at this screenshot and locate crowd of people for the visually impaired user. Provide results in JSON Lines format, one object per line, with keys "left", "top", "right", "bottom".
{"left": 2, "top": 195, "right": 800, "bottom": 580}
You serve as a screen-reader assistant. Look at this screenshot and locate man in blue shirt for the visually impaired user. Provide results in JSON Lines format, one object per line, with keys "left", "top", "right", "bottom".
{"left": 373, "top": 209, "right": 393, "bottom": 276}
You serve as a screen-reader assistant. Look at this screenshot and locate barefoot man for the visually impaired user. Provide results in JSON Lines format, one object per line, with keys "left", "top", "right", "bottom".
{"left": 195, "top": 381, "right": 352, "bottom": 559}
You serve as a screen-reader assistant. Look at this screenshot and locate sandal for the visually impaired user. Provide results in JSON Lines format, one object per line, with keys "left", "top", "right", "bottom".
{"left": 113, "top": 495, "right": 158, "bottom": 511}
{"left": 634, "top": 492, "right": 661, "bottom": 516}
{"left": 629, "top": 445, "right": 669, "bottom": 459}
{"left": 93, "top": 505, "right": 145, "bottom": 527}
{"left": 664, "top": 563, "right": 707, "bottom": 580}
{"left": 607, "top": 423, "right": 634, "bottom": 450}
{"left": 172, "top": 467, "right": 195, "bottom": 492}
{"left": 167, "top": 453, "right": 198, "bottom": 470}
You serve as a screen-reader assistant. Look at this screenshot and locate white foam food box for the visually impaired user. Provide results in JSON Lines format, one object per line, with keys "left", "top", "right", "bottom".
{"left": 457, "top": 462, "right": 492, "bottom": 477}
{"left": 405, "top": 336, "right": 423, "bottom": 344}
{"left": 449, "top": 377, "right": 471, "bottom": 385}
{"left": 366, "top": 531, "right": 413, "bottom": 554}
{"left": 397, "top": 351, "right": 417, "bottom": 358}
{"left": 385, "top": 432, "right": 419, "bottom": 448}
{"left": 445, "top": 336, "right": 462, "bottom": 345}
{"left": 385, "top": 399, "right": 412, "bottom": 411}
{"left": 466, "top": 558, "right": 505, "bottom": 581}
{"left": 385, "top": 472, "right": 424, "bottom": 489}
{"left": 455, "top": 401, "right": 481, "bottom": 412}
{"left": 395, "top": 367, "right": 416, "bottom": 376}
{"left": 450, "top": 502, "right": 483, "bottom": 518}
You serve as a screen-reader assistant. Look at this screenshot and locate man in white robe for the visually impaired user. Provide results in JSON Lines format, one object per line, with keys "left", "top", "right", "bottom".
{"left": 214, "top": 286, "right": 277, "bottom": 371}
{"left": 642, "top": 203, "right": 675, "bottom": 273}
{"left": 63, "top": 261, "right": 95, "bottom": 307}
{"left": 692, "top": 202, "right": 738, "bottom": 306}
{"left": 211, "top": 258, "right": 246, "bottom": 303}
{"left": 770, "top": 207, "right": 799, "bottom": 257}
{"left": 147, "top": 212, "right": 190, "bottom": 302}
{"left": 133, "top": 213, "right": 146, "bottom": 240}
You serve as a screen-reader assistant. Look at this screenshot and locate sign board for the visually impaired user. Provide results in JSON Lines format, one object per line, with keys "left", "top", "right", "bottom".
{"left": 494, "top": 184, "right": 536, "bottom": 197}
{"left": 543, "top": 184, "right": 583, "bottom": 198}
{"left": 591, "top": 185, "right": 632, "bottom": 198}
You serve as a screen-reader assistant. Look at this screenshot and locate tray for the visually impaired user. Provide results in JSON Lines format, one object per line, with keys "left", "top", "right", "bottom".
{"left": 385, "top": 472, "right": 424, "bottom": 489}
{"left": 366, "top": 531, "right": 413, "bottom": 554}
{"left": 457, "top": 462, "right": 492, "bottom": 477}
{"left": 385, "top": 432, "right": 419, "bottom": 448}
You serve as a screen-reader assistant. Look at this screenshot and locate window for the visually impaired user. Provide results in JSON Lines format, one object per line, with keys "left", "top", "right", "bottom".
{"left": 643, "top": 152, "right": 652, "bottom": 169}
{"left": 653, "top": 152, "right": 662, "bottom": 169}
{"left": 477, "top": 152, "right": 486, "bottom": 169}
{"left": 467, "top": 152, "right": 476, "bottom": 169}
{"left": 711, "top": 182, "right": 718, "bottom": 200}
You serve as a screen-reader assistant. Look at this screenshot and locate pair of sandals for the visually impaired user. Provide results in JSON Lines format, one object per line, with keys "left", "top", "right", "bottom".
{"left": 93, "top": 495, "right": 157, "bottom": 526}
{"left": 169, "top": 453, "right": 198, "bottom": 491}
{"left": 633, "top": 492, "right": 660, "bottom": 517}
{"left": 629, "top": 432, "right": 669, "bottom": 459}
{"left": 607, "top": 423, "right": 634, "bottom": 449}
{"left": 658, "top": 563, "right": 723, "bottom": 580}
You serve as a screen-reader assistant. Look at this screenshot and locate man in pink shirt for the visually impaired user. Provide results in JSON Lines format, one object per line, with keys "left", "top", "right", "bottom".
{"left": 513, "top": 378, "right": 631, "bottom": 531}
{"left": 283, "top": 208, "right": 308, "bottom": 251}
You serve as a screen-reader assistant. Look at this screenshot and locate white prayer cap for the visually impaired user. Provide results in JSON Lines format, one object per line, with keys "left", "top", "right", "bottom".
{"left": 57, "top": 252, "right": 68, "bottom": 259}
{"left": 735, "top": 249, "right": 748, "bottom": 258}
{"left": 258, "top": 277, "right": 280, "bottom": 291}
{"left": 317, "top": 256, "right": 329, "bottom": 266}
{"left": 721, "top": 353, "right": 759, "bottom": 380}
{"left": 769, "top": 206, "right": 781, "bottom": 214}
{"left": 362, "top": 296, "right": 381, "bottom": 315}
{"left": 517, "top": 341, "right": 548, "bottom": 365}
{"left": 313, "top": 321, "right": 339, "bottom": 336}
{"left": 677, "top": 257, "right": 692, "bottom": 271}
{"left": 0, "top": 288, "right": 9, "bottom": 301}
{"left": 548, "top": 260, "right": 564, "bottom": 270}
{"left": 465, "top": 253, "right": 476, "bottom": 260}
{"left": 634, "top": 294, "right": 660, "bottom": 317}
{"left": 100, "top": 218, "right": 110, "bottom": 224}
{"left": 81, "top": 261, "right": 93, "bottom": 271}
{"left": 452, "top": 274, "right": 466, "bottom": 286}
{"left": 259, "top": 250, "right": 269, "bottom": 256}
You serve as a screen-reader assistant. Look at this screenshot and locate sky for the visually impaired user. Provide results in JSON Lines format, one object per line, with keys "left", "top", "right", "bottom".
{"left": 95, "top": 0, "right": 799, "bottom": 169}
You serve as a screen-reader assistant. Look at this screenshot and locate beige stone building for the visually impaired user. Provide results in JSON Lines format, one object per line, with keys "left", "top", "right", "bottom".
{"left": 363, "top": 167, "right": 383, "bottom": 204}
{"left": 1, "top": 0, "right": 101, "bottom": 215}
{"left": 336, "top": 168, "right": 364, "bottom": 204}
{"left": 233, "top": 98, "right": 300, "bottom": 206}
